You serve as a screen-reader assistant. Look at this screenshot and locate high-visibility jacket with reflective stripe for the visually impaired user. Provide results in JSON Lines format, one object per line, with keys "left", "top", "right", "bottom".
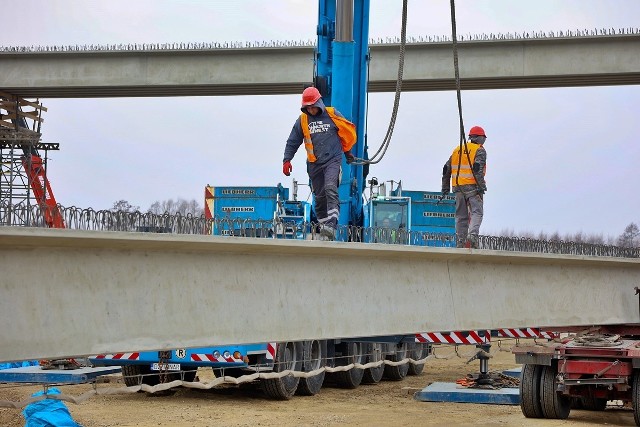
{"left": 300, "top": 107, "right": 356, "bottom": 162}
{"left": 450, "top": 143, "right": 484, "bottom": 186}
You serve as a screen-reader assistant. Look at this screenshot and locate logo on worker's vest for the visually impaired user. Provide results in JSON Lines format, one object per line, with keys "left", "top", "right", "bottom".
{"left": 308, "top": 120, "right": 331, "bottom": 134}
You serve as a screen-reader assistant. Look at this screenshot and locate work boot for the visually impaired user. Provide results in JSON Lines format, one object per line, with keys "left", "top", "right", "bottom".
{"left": 467, "top": 234, "right": 479, "bottom": 249}
{"left": 320, "top": 225, "right": 336, "bottom": 241}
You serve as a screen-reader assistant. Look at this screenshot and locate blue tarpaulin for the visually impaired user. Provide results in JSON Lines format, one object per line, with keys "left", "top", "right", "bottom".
{"left": 22, "top": 388, "right": 81, "bottom": 427}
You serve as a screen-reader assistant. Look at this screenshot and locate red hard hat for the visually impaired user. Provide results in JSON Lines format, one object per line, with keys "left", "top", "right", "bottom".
{"left": 301, "top": 87, "right": 322, "bottom": 106}
{"left": 469, "top": 126, "right": 486, "bottom": 137}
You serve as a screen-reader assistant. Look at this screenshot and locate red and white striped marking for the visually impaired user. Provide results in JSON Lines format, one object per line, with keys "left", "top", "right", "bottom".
{"left": 496, "top": 328, "right": 558, "bottom": 340}
{"left": 416, "top": 331, "right": 490, "bottom": 345}
{"left": 92, "top": 352, "right": 140, "bottom": 361}
{"left": 266, "top": 343, "right": 276, "bottom": 360}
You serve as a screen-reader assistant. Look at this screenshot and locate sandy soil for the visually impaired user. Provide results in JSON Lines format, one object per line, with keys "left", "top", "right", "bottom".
{"left": 0, "top": 343, "right": 635, "bottom": 427}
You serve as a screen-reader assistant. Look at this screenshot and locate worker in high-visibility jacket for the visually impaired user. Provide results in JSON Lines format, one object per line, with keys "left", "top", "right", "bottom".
{"left": 441, "top": 126, "right": 487, "bottom": 248}
{"left": 282, "top": 87, "right": 356, "bottom": 241}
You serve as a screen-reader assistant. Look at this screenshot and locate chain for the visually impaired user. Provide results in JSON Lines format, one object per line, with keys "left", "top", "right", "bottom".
{"left": 456, "top": 371, "right": 520, "bottom": 390}
{"left": 157, "top": 351, "right": 170, "bottom": 384}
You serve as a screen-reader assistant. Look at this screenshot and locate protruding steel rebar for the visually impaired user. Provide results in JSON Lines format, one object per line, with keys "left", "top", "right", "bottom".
{"left": 0, "top": 202, "right": 637, "bottom": 258}
{"left": 1, "top": 28, "right": 638, "bottom": 53}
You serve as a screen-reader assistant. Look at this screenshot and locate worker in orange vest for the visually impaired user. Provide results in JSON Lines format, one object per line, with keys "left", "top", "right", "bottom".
{"left": 441, "top": 126, "right": 487, "bottom": 248}
{"left": 282, "top": 87, "right": 356, "bottom": 241}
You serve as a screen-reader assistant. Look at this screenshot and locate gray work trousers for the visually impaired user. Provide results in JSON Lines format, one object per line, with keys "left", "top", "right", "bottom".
{"left": 308, "top": 156, "right": 341, "bottom": 229}
{"left": 454, "top": 187, "right": 483, "bottom": 246}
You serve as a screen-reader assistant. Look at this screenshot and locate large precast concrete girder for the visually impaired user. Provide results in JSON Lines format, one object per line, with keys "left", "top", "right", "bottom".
{"left": 1, "top": 35, "right": 639, "bottom": 98}
{"left": 1, "top": 227, "right": 639, "bottom": 362}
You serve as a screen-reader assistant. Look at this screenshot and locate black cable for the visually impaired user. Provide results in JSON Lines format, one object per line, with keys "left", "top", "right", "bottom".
{"left": 449, "top": 0, "right": 482, "bottom": 195}
{"left": 354, "top": 0, "right": 407, "bottom": 165}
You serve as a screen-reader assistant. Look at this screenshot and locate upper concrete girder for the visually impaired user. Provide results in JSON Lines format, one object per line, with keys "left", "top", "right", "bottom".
{"left": 1, "top": 227, "right": 638, "bottom": 362}
{"left": 1, "top": 35, "right": 639, "bottom": 98}
{"left": 371, "top": 35, "right": 640, "bottom": 91}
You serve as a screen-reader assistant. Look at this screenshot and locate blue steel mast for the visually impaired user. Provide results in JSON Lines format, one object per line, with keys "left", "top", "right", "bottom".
{"left": 315, "top": 0, "right": 370, "bottom": 230}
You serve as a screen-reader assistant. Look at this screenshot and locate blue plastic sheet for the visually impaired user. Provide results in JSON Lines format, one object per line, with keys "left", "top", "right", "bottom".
{"left": 22, "top": 388, "right": 81, "bottom": 427}
{"left": 0, "top": 360, "right": 39, "bottom": 370}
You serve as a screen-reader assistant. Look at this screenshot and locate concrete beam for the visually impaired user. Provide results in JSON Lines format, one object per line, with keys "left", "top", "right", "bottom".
{"left": 1, "top": 227, "right": 639, "bottom": 362}
{"left": 1, "top": 35, "right": 639, "bottom": 98}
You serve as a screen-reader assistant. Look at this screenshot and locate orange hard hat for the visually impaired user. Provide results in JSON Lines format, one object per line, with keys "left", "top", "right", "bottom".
{"left": 301, "top": 87, "right": 322, "bottom": 106}
{"left": 469, "top": 126, "right": 486, "bottom": 137}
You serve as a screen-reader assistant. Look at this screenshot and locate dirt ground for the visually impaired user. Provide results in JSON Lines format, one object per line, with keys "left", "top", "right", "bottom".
{"left": 0, "top": 342, "right": 635, "bottom": 427}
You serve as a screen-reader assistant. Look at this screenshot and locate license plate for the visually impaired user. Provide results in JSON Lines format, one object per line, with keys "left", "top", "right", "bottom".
{"left": 151, "top": 363, "right": 181, "bottom": 371}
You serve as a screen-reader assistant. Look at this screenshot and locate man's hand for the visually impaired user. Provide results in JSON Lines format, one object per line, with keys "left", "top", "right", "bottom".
{"left": 441, "top": 188, "right": 450, "bottom": 196}
{"left": 283, "top": 160, "right": 292, "bottom": 176}
{"left": 344, "top": 151, "right": 355, "bottom": 164}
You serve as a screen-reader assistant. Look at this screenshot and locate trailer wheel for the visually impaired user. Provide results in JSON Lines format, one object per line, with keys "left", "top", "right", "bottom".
{"left": 519, "top": 364, "right": 544, "bottom": 418}
{"left": 296, "top": 340, "right": 326, "bottom": 396}
{"left": 407, "top": 342, "right": 430, "bottom": 376}
{"left": 570, "top": 397, "right": 583, "bottom": 409}
{"left": 179, "top": 367, "right": 198, "bottom": 383}
{"left": 334, "top": 342, "right": 365, "bottom": 388}
{"left": 362, "top": 342, "right": 385, "bottom": 384}
{"left": 540, "top": 365, "right": 571, "bottom": 419}
{"left": 580, "top": 396, "right": 607, "bottom": 411}
{"left": 121, "top": 364, "right": 159, "bottom": 387}
{"left": 384, "top": 342, "right": 410, "bottom": 381}
{"left": 632, "top": 370, "right": 640, "bottom": 425}
{"left": 262, "top": 341, "right": 302, "bottom": 400}
{"left": 214, "top": 367, "right": 245, "bottom": 380}
{"left": 120, "top": 364, "right": 196, "bottom": 393}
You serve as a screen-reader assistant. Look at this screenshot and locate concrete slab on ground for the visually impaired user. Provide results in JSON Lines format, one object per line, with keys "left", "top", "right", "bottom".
{"left": 414, "top": 382, "right": 520, "bottom": 405}
{"left": 0, "top": 366, "right": 120, "bottom": 384}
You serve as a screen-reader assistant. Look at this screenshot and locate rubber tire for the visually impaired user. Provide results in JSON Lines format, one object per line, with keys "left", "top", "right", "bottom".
{"left": 384, "top": 342, "right": 409, "bottom": 381}
{"left": 122, "top": 364, "right": 159, "bottom": 387}
{"left": 580, "top": 396, "right": 607, "bottom": 411}
{"left": 262, "top": 342, "right": 302, "bottom": 400}
{"left": 214, "top": 367, "right": 245, "bottom": 379}
{"left": 407, "top": 343, "right": 429, "bottom": 376}
{"left": 540, "top": 365, "right": 571, "bottom": 419}
{"left": 334, "top": 342, "right": 365, "bottom": 389}
{"left": 296, "top": 340, "right": 326, "bottom": 396}
{"left": 520, "top": 364, "right": 544, "bottom": 418}
{"left": 180, "top": 367, "right": 198, "bottom": 383}
{"left": 362, "top": 342, "right": 385, "bottom": 385}
{"left": 632, "top": 370, "right": 640, "bottom": 425}
{"left": 570, "top": 397, "right": 584, "bottom": 409}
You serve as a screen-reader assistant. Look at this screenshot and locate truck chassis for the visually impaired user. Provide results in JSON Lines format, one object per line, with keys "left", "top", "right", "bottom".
{"left": 514, "top": 325, "right": 640, "bottom": 425}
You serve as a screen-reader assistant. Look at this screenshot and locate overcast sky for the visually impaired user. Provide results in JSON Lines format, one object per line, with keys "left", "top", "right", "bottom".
{"left": 3, "top": 0, "right": 639, "bottom": 238}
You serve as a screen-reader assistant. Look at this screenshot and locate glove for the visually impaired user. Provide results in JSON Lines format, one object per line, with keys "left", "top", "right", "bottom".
{"left": 441, "top": 188, "right": 450, "bottom": 196}
{"left": 283, "top": 160, "right": 292, "bottom": 176}
{"left": 344, "top": 151, "right": 355, "bottom": 164}
{"left": 477, "top": 187, "right": 486, "bottom": 195}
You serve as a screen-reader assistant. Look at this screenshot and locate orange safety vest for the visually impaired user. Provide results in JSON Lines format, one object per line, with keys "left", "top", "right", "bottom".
{"left": 450, "top": 143, "right": 484, "bottom": 186}
{"left": 300, "top": 107, "right": 356, "bottom": 162}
